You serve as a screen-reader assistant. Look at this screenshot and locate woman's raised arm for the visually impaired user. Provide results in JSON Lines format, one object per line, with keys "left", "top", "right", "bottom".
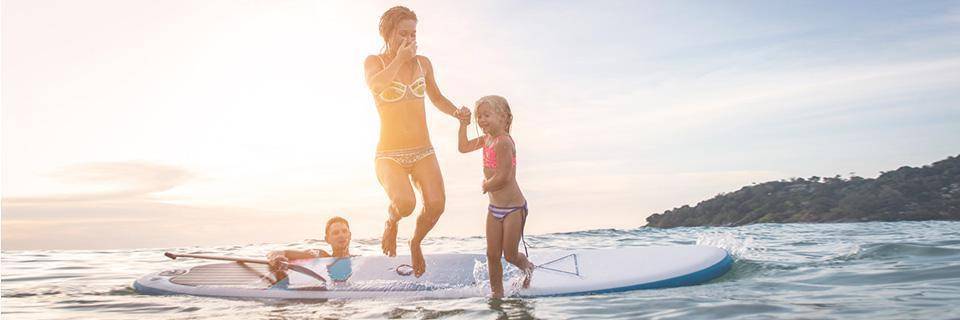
{"left": 419, "top": 56, "right": 460, "bottom": 118}
{"left": 364, "top": 39, "right": 417, "bottom": 94}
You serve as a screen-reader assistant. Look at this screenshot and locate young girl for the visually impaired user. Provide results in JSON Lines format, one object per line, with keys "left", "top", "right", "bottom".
{"left": 458, "top": 95, "right": 535, "bottom": 298}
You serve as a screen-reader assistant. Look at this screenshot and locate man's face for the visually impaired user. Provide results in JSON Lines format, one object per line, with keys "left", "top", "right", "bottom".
{"left": 325, "top": 222, "right": 351, "bottom": 250}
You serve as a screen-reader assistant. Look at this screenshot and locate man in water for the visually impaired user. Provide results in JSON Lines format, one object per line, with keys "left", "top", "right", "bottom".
{"left": 266, "top": 216, "right": 352, "bottom": 276}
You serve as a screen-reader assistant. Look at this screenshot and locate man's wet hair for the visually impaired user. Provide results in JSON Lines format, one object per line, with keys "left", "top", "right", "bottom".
{"left": 325, "top": 216, "right": 350, "bottom": 237}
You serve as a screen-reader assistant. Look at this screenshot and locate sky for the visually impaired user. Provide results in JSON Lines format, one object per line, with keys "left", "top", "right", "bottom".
{"left": 3, "top": 0, "right": 959, "bottom": 250}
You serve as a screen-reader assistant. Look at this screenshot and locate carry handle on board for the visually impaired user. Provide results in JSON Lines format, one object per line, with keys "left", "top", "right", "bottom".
{"left": 163, "top": 252, "right": 329, "bottom": 284}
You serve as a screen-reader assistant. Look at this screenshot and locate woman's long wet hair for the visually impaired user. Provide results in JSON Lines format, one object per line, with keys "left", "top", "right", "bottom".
{"left": 476, "top": 95, "right": 514, "bottom": 134}
{"left": 378, "top": 6, "right": 417, "bottom": 54}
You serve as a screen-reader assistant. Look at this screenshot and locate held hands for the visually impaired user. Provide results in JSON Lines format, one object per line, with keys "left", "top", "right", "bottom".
{"left": 456, "top": 106, "right": 472, "bottom": 126}
{"left": 396, "top": 38, "right": 418, "bottom": 62}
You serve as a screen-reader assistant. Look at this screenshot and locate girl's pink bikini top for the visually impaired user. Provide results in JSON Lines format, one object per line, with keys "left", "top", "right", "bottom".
{"left": 483, "top": 135, "right": 517, "bottom": 169}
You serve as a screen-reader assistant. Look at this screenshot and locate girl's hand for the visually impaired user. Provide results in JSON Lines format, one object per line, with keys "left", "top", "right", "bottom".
{"left": 481, "top": 181, "right": 489, "bottom": 194}
{"left": 456, "top": 107, "right": 471, "bottom": 125}
{"left": 396, "top": 38, "right": 417, "bottom": 62}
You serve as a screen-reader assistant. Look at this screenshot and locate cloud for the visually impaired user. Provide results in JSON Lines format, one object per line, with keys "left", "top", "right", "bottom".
{"left": 2, "top": 161, "right": 193, "bottom": 204}
{"left": 1, "top": 201, "right": 332, "bottom": 250}
{"left": 505, "top": 49, "right": 960, "bottom": 164}
{"left": 940, "top": 5, "right": 960, "bottom": 24}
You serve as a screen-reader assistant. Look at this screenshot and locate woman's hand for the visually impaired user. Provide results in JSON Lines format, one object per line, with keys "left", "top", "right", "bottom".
{"left": 396, "top": 38, "right": 417, "bottom": 63}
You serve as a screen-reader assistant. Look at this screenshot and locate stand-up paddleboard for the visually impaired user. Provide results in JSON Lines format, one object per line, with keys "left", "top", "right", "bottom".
{"left": 134, "top": 246, "right": 732, "bottom": 299}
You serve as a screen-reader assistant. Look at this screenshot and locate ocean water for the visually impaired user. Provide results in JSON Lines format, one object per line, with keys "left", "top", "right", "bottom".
{"left": 3, "top": 220, "right": 959, "bottom": 319}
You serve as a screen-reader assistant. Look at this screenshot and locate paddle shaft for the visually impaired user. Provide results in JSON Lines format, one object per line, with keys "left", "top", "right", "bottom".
{"left": 163, "top": 252, "right": 329, "bottom": 284}
{"left": 165, "top": 252, "right": 269, "bottom": 265}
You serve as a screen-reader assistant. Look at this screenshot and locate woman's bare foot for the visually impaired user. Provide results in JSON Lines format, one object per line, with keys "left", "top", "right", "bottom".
{"left": 410, "top": 239, "right": 426, "bottom": 277}
{"left": 381, "top": 219, "right": 398, "bottom": 256}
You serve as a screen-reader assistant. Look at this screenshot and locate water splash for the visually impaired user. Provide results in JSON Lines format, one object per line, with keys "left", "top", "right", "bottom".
{"left": 471, "top": 257, "right": 528, "bottom": 297}
{"left": 472, "top": 258, "right": 491, "bottom": 297}
{"left": 695, "top": 231, "right": 764, "bottom": 259}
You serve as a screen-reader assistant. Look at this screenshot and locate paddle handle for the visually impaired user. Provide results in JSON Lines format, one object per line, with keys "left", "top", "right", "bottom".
{"left": 164, "top": 252, "right": 269, "bottom": 265}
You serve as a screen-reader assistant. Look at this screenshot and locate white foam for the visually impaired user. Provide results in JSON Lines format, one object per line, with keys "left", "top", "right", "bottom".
{"left": 696, "top": 232, "right": 764, "bottom": 259}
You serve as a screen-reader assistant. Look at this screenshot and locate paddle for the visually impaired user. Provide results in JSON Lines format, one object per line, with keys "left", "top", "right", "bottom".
{"left": 163, "top": 252, "right": 329, "bottom": 284}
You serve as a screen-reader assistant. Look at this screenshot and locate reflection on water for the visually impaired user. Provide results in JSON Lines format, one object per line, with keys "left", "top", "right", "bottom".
{"left": 488, "top": 298, "right": 536, "bottom": 320}
{"left": 3, "top": 221, "right": 960, "bottom": 319}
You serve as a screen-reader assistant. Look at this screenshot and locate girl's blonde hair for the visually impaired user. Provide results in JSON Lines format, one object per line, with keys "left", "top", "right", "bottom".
{"left": 476, "top": 95, "right": 513, "bottom": 134}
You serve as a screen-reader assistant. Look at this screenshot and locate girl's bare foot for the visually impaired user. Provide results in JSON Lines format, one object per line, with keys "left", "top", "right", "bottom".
{"left": 411, "top": 239, "right": 426, "bottom": 277}
{"left": 381, "top": 219, "right": 398, "bottom": 256}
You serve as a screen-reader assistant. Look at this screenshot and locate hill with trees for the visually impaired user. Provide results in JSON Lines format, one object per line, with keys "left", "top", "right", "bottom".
{"left": 645, "top": 154, "right": 960, "bottom": 228}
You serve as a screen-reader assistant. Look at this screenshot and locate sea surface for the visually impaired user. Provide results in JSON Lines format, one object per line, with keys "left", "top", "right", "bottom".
{"left": 3, "top": 221, "right": 960, "bottom": 319}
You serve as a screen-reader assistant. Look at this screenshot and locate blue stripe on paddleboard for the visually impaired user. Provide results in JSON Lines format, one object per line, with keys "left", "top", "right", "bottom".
{"left": 525, "top": 251, "right": 734, "bottom": 298}
{"left": 133, "top": 279, "right": 178, "bottom": 296}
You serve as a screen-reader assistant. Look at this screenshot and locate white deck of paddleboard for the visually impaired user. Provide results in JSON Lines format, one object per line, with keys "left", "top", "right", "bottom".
{"left": 134, "top": 245, "right": 732, "bottom": 299}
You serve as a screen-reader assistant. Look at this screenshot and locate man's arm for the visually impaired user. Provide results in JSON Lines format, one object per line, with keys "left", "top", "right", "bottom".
{"left": 268, "top": 250, "right": 320, "bottom": 261}
{"left": 267, "top": 249, "right": 327, "bottom": 274}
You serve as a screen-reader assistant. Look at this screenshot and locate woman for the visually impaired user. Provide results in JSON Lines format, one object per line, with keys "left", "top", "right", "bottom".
{"left": 363, "top": 6, "right": 469, "bottom": 277}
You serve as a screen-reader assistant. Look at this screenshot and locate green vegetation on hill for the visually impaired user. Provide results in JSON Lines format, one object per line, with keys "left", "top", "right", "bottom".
{"left": 645, "top": 154, "right": 960, "bottom": 228}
